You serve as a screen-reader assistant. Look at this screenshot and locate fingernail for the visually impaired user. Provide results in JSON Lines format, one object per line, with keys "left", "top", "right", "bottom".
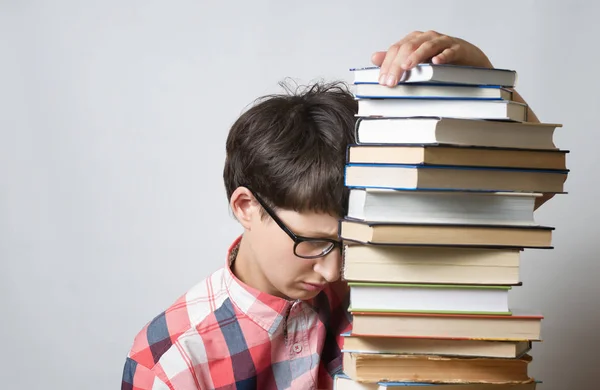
{"left": 378, "top": 73, "right": 387, "bottom": 85}
{"left": 386, "top": 74, "right": 396, "bottom": 86}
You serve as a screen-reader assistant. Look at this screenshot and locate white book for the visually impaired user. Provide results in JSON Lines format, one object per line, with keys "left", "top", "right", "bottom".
{"left": 347, "top": 188, "right": 539, "bottom": 225}
{"left": 348, "top": 282, "right": 510, "bottom": 314}
{"left": 355, "top": 117, "right": 559, "bottom": 150}
{"left": 357, "top": 99, "right": 527, "bottom": 121}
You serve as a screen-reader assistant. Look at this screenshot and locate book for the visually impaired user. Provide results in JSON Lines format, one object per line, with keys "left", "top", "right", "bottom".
{"left": 334, "top": 374, "right": 538, "bottom": 389}
{"left": 342, "top": 352, "right": 532, "bottom": 384}
{"left": 357, "top": 99, "right": 527, "bottom": 121}
{"left": 341, "top": 334, "right": 532, "bottom": 359}
{"left": 347, "top": 189, "right": 539, "bottom": 225}
{"left": 348, "top": 282, "right": 510, "bottom": 315}
{"left": 350, "top": 64, "right": 517, "bottom": 87}
{"left": 342, "top": 245, "right": 522, "bottom": 285}
{"left": 341, "top": 62, "right": 562, "bottom": 390}
{"left": 344, "top": 164, "right": 567, "bottom": 193}
{"left": 339, "top": 219, "right": 553, "bottom": 248}
{"left": 347, "top": 144, "right": 568, "bottom": 170}
{"left": 355, "top": 118, "right": 560, "bottom": 150}
{"left": 350, "top": 311, "right": 543, "bottom": 340}
{"left": 352, "top": 83, "right": 512, "bottom": 100}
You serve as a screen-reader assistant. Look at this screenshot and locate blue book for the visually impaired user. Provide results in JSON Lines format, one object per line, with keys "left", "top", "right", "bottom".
{"left": 352, "top": 83, "right": 512, "bottom": 101}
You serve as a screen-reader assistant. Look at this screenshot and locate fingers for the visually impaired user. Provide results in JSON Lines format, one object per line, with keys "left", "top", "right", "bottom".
{"left": 371, "top": 51, "right": 386, "bottom": 66}
{"left": 372, "top": 32, "right": 494, "bottom": 88}
{"left": 379, "top": 30, "right": 453, "bottom": 87}
{"left": 377, "top": 31, "right": 423, "bottom": 85}
{"left": 431, "top": 44, "right": 460, "bottom": 65}
{"left": 406, "top": 35, "right": 454, "bottom": 68}
{"left": 372, "top": 30, "right": 422, "bottom": 66}
{"left": 377, "top": 44, "right": 402, "bottom": 84}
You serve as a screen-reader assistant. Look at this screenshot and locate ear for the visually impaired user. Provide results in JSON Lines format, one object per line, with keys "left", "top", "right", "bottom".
{"left": 230, "top": 186, "right": 260, "bottom": 230}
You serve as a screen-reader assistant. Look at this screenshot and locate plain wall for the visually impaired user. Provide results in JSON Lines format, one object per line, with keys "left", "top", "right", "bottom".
{"left": 1, "top": 1, "right": 598, "bottom": 389}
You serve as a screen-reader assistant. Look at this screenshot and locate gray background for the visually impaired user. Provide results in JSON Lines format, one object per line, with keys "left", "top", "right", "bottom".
{"left": 1, "top": 1, "right": 597, "bottom": 389}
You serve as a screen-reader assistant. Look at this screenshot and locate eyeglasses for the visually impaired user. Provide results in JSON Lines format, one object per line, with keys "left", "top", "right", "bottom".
{"left": 249, "top": 189, "right": 342, "bottom": 259}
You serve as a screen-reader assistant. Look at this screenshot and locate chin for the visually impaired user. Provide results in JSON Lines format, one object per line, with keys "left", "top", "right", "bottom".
{"left": 286, "top": 287, "right": 323, "bottom": 301}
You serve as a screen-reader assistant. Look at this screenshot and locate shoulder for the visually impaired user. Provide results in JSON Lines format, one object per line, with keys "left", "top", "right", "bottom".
{"left": 125, "top": 267, "right": 231, "bottom": 370}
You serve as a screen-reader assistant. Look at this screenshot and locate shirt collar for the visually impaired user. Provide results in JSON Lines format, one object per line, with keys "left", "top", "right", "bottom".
{"left": 223, "top": 236, "right": 295, "bottom": 335}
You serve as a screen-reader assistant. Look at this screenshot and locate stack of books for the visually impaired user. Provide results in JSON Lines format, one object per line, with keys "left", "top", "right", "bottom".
{"left": 335, "top": 64, "right": 569, "bottom": 389}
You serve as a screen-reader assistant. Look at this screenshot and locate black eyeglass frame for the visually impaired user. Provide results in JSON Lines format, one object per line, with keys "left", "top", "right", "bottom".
{"left": 247, "top": 188, "right": 342, "bottom": 259}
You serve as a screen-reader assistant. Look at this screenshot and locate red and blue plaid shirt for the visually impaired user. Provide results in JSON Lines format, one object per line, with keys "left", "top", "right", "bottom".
{"left": 122, "top": 236, "right": 352, "bottom": 390}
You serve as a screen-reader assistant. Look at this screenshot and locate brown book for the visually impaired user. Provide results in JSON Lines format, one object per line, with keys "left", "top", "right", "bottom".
{"left": 343, "top": 352, "right": 533, "bottom": 384}
{"left": 351, "top": 312, "right": 543, "bottom": 340}
{"left": 344, "top": 164, "right": 567, "bottom": 193}
{"left": 347, "top": 144, "right": 568, "bottom": 170}
{"left": 343, "top": 245, "right": 521, "bottom": 285}
{"left": 340, "top": 219, "right": 553, "bottom": 248}
{"left": 342, "top": 334, "right": 532, "bottom": 359}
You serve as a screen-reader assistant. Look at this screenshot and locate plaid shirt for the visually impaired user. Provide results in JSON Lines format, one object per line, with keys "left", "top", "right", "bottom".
{"left": 122, "top": 237, "right": 352, "bottom": 390}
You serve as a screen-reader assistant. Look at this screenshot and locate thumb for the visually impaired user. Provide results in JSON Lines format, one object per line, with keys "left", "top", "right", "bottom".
{"left": 370, "top": 51, "right": 386, "bottom": 66}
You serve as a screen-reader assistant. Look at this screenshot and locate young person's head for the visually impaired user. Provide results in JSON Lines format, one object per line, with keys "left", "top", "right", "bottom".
{"left": 223, "top": 81, "right": 357, "bottom": 300}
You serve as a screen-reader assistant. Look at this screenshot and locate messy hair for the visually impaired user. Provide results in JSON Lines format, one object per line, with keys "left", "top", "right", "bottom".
{"left": 223, "top": 80, "right": 358, "bottom": 217}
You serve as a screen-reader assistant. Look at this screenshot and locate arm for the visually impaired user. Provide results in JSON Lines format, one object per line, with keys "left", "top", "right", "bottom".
{"left": 122, "top": 321, "right": 208, "bottom": 390}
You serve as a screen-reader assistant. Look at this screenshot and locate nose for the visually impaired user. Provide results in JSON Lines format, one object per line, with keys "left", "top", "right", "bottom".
{"left": 313, "top": 247, "right": 342, "bottom": 283}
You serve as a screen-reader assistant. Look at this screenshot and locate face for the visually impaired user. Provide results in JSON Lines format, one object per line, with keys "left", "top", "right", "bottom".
{"left": 248, "top": 208, "right": 342, "bottom": 300}
{"left": 233, "top": 189, "right": 342, "bottom": 301}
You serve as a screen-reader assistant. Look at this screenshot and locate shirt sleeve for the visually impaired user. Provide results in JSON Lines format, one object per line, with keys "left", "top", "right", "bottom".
{"left": 122, "top": 296, "right": 213, "bottom": 390}
{"left": 122, "top": 327, "right": 213, "bottom": 390}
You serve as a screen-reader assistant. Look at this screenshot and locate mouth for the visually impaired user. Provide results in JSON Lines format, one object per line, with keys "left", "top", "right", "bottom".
{"left": 301, "top": 282, "right": 326, "bottom": 292}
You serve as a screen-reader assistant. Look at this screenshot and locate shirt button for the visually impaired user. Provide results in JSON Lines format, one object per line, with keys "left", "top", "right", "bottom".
{"left": 293, "top": 343, "right": 302, "bottom": 353}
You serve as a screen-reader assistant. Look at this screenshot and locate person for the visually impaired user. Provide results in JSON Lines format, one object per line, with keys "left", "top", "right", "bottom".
{"left": 121, "top": 30, "right": 546, "bottom": 390}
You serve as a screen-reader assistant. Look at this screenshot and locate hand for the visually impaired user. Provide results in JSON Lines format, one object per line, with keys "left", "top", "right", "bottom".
{"left": 371, "top": 30, "right": 494, "bottom": 87}
{"left": 371, "top": 31, "right": 553, "bottom": 207}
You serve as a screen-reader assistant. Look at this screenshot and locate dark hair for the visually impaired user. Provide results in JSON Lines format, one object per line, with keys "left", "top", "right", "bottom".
{"left": 223, "top": 80, "right": 358, "bottom": 217}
